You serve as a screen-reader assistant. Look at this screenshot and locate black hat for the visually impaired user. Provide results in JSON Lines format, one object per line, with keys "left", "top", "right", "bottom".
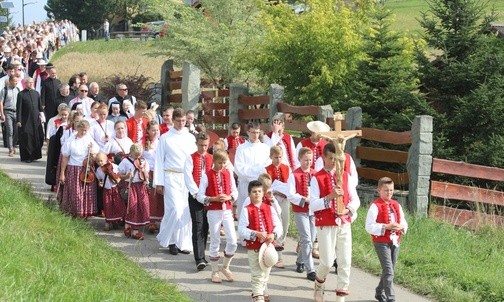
{"left": 46, "top": 62, "right": 55, "bottom": 69}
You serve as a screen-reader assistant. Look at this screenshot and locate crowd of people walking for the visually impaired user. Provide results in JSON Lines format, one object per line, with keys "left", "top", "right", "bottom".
{"left": 1, "top": 20, "right": 408, "bottom": 302}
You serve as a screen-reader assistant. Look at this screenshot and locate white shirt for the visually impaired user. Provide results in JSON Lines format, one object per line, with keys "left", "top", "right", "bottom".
{"left": 314, "top": 156, "right": 359, "bottom": 188}
{"left": 61, "top": 134, "right": 99, "bottom": 166}
{"left": 90, "top": 119, "right": 116, "bottom": 152}
{"left": 153, "top": 127, "right": 197, "bottom": 187}
{"left": 234, "top": 140, "right": 271, "bottom": 183}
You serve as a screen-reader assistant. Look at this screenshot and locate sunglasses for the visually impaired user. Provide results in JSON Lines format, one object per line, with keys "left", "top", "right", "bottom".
{"left": 118, "top": 88, "right": 128, "bottom": 91}
{"left": 80, "top": 90, "right": 88, "bottom": 92}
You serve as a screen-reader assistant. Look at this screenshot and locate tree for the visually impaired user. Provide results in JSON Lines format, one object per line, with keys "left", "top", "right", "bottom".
{"left": 344, "top": 5, "right": 435, "bottom": 131}
{"left": 417, "top": 0, "right": 504, "bottom": 164}
{"left": 45, "top": 0, "right": 112, "bottom": 31}
{"left": 246, "top": 0, "right": 372, "bottom": 106}
{"left": 147, "top": 0, "right": 265, "bottom": 85}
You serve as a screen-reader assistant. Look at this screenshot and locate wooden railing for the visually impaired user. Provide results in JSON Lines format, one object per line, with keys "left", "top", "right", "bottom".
{"left": 429, "top": 158, "right": 504, "bottom": 228}
{"left": 356, "top": 128, "right": 411, "bottom": 186}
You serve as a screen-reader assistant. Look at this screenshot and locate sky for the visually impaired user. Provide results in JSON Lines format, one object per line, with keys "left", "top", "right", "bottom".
{"left": 9, "top": 0, "right": 48, "bottom": 27}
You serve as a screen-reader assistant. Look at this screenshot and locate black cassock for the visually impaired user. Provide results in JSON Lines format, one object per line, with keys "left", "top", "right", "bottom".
{"left": 16, "top": 88, "right": 44, "bottom": 162}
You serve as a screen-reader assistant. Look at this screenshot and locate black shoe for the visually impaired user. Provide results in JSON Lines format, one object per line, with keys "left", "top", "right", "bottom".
{"left": 196, "top": 260, "right": 206, "bottom": 271}
{"left": 296, "top": 262, "right": 305, "bottom": 273}
{"left": 307, "top": 272, "right": 316, "bottom": 281}
{"left": 178, "top": 248, "right": 190, "bottom": 254}
{"left": 168, "top": 244, "right": 178, "bottom": 255}
{"left": 333, "top": 259, "right": 338, "bottom": 274}
{"left": 374, "top": 293, "right": 386, "bottom": 302}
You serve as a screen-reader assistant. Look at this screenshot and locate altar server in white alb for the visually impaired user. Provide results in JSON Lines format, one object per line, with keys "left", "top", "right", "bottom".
{"left": 234, "top": 121, "right": 271, "bottom": 221}
{"left": 154, "top": 108, "right": 197, "bottom": 254}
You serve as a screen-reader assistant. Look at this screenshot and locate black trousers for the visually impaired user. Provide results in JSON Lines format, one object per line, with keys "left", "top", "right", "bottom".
{"left": 188, "top": 194, "right": 208, "bottom": 263}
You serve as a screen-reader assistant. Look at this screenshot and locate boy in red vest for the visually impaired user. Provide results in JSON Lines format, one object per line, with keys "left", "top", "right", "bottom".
{"left": 309, "top": 143, "right": 361, "bottom": 302}
{"left": 224, "top": 122, "right": 245, "bottom": 150}
{"left": 365, "top": 177, "right": 408, "bottom": 302}
{"left": 296, "top": 121, "right": 329, "bottom": 170}
{"left": 264, "top": 145, "right": 290, "bottom": 268}
{"left": 238, "top": 180, "right": 283, "bottom": 302}
{"left": 185, "top": 132, "right": 212, "bottom": 268}
{"left": 125, "top": 100, "right": 148, "bottom": 145}
{"left": 287, "top": 147, "right": 317, "bottom": 280}
{"left": 197, "top": 149, "right": 238, "bottom": 283}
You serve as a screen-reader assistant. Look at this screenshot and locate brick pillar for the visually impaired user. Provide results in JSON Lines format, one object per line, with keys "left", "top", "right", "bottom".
{"left": 269, "top": 84, "right": 283, "bottom": 121}
{"left": 407, "top": 115, "right": 433, "bottom": 216}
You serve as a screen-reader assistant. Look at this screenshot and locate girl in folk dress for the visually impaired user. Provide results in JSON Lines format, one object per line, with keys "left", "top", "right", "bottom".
{"left": 109, "top": 120, "right": 133, "bottom": 164}
{"left": 118, "top": 144, "right": 150, "bottom": 240}
{"left": 95, "top": 152, "right": 125, "bottom": 231}
{"left": 142, "top": 120, "right": 163, "bottom": 233}
{"left": 59, "top": 120, "right": 100, "bottom": 217}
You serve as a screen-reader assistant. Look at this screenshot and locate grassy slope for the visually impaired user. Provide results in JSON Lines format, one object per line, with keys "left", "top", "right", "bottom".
{"left": 0, "top": 172, "right": 190, "bottom": 302}
{"left": 386, "top": 0, "right": 504, "bottom": 33}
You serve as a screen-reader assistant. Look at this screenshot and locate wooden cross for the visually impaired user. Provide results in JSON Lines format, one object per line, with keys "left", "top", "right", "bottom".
{"left": 317, "top": 112, "right": 362, "bottom": 141}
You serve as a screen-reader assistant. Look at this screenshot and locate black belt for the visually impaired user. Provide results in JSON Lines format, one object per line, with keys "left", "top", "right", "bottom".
{"left": 4, "top": 109, "right": 15, "bottom": 112}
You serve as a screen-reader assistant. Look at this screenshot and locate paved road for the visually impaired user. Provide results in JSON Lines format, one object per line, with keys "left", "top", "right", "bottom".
{"left": 0, "top": 137, "right": 432, "bottom": 302}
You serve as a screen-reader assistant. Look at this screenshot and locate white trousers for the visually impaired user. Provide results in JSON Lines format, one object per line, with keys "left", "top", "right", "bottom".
{"left": 207, "top": 209, "right": 237, "bottom": 258}
{"left": 248, "top": 249, "right": 271, "bottom": 297}
{"left": 315, "top": 223, "right": 352, "bottom": 291}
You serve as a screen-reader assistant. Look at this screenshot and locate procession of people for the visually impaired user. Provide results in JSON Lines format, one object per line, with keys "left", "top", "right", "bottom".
{"left": 0, "top": 21, "right": 408, "bottom": 302}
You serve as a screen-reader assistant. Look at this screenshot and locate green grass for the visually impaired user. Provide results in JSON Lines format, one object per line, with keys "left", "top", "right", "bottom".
{"left": 0, "top": 171, "right": 191, "bottom": 302}
{"left": 385, "top": 0, "right": 504, "bottom": 33}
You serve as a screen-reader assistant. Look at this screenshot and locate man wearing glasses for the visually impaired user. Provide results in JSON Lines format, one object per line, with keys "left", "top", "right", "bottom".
{"left": 234, "top": 122, "right": 271, "bottom": 221}
{"left": 68, "top": 84, "right": 94, "bottom": 119}
{"left": 107, "top": 83, "right": 137, "bottom": 117}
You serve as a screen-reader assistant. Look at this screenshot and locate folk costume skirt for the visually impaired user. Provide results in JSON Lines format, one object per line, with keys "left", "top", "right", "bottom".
{"left": 103, "top": 187, "right": 126, "bottom": 223}
{"left": 124, "top": 182, "right": 150, "bottom": 228}
{"left": 61, "top": 165, "right": 97, "bottom": 217}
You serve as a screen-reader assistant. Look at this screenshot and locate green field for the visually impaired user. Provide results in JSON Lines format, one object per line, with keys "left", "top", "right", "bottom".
{"left": 385, "top": 0, "right": 504, "bottom": 33}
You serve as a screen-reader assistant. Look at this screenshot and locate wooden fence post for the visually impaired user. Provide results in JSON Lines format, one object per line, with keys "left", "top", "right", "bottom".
{"left": 345, "top": 107, "right": 362, "bottom": 168}
{"left": 182, "top": 62, "right": 201, "bottom": 114}
{"left": 269, "top": 84, "right": 283, "bottom": 120}
{"left": 407, "top": 115, "right": 433, "bottom": 216}
{"left": 160, "top": 59, "right": 174, "bottom": 108}
{"left": 229, "top": 83, "right": 249, "bottom": 127}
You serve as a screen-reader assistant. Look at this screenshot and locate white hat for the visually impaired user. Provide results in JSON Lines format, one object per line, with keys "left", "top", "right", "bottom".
{"left": 11, "top": 59, "right": 22, "bottom": 66}
{"left": 307, "top": 121, "right": 330, "bottom": 133}
{"left": 4, "top": 46, "right": 11, "bottom": 52}
{"left": 258, "top": 242, "right": 278, "bottom": 271}
{"left": 37, "top": 60, "right": 47, "bottom": 66}
{"left": 36, "top": 52, "right": 43, "bottom": 59}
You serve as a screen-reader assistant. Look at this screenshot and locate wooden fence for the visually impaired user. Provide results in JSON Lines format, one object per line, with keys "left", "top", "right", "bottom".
{"left": 429, "top": 159, "right": 504, "bottom": 228}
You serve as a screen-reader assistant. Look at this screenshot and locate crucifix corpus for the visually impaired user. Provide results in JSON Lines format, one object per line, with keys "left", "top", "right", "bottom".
{"left": 315, "top": 112, "right": 362, "bottom": 215}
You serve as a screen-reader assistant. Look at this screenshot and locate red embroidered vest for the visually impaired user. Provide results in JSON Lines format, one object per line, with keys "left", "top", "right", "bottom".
{"left": 371, "top": 198, "right": 402, "bottom": 243}
{"left": 160, "top": 123, "right": 170, "bottom": 135}
{"left": 245, "top": 203, "right": 274, "bottom": 250}
{"left": 205, "top": 169, "right": 232, "bottom": 211}
{"left": 292, "top": 167, "right": 315, "bottom": 213}
{"left": 126, "top": 117, "right": 149, "bottom": 144}
{"left": 226, "top": 135, "right": 245, "bottom": 149}
{"left": 300, "top": 138, "right": 328, "bottom": 169}
{"left": 313, "top": 169, "right": 350, "bottom": 227}
{"left": 267, "top": 132, "right": 295, "bottom": 169}
{"left": 191, "top": 152, "right": 213, "bottom": 187}
{"left": 265, "top": 163, "right": 289, "bottom": 183}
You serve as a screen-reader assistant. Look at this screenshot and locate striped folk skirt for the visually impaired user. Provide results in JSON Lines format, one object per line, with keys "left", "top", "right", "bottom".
{"left": 124, "top": 182, "right": 150, "bottom": 228}
{"left": 148, "top": 171, "right": 164, "bottom": 222}
{"left": 103, "top": 187, "right": 126, "bottom": 222}
{"left": 61, "top": 165, "right": 97, "bottom": 217}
